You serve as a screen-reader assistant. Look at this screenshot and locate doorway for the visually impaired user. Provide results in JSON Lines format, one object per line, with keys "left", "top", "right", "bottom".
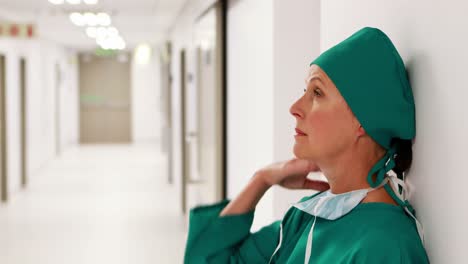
{"left": 183, "top": 2, "right": 226, "bottom": 211}
{"left": 79, "top": 54, "right": 132, "bottom": 143}
{"left": 160, "top": 42, "right": 174, "bottom": 184}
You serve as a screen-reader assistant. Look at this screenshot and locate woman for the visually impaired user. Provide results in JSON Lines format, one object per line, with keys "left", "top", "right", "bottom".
{"left": 184, "top": 27, "right": 429, "bottom": 263}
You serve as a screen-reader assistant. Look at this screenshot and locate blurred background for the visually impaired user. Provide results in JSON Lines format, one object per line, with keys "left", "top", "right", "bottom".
{"left": 0, "top": 0, "right": 467, "bottom": 263}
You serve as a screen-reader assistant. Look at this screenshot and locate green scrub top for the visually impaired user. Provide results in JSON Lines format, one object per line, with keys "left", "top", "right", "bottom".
{"left": 184, "top": 192, "right": 429, "bottom": 263}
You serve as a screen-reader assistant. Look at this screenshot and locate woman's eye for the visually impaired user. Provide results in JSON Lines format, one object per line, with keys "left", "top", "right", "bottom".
{"left": 304, "top": 87, "right": 322, "bottom": 97}
{"left": 313, "top": 89, "right": 322, "bottom": 97}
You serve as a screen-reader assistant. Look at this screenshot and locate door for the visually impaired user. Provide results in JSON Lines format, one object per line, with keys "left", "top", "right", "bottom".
{"left": 79, "top": 54, "right": 132, "bottom": 143}
{"left": 159, "top": 42, "right": 173, "bottom": 184}
{"left": 0, "top": 54, "right": 7, "bottom": 202}
{"left": 183, "top": 46, "right": 202, "bottom": 211}
{"left": 185, "top": 2, "right": 225, "bottom": 210}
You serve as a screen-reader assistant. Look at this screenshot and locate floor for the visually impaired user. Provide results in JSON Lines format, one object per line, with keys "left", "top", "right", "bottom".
{"left": 0, "top": 144, "right": 186, "bottom": 264}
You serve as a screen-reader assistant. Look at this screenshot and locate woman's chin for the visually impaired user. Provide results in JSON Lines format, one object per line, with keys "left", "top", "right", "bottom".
{"left": 293, "top": 145, "right": 309, "bottom": 159}
{"left": 293, "top": 143, "right": 318, "bottom": 160}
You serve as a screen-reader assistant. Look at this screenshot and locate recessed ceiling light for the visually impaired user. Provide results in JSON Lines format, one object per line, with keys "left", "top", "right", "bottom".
{"left": 97, "top": 35, "right": 126, "bottom": 50}
{"left": 84, "top": 12, "right": 98, "bottom": 26}
{"left": 135, "top": 44, "right": 152, "bottom": 64}
{"left": 117, "top": 42, "right": 126, "bottom": 50}
{"left": 66, "top": 0, "right": 81, "bottom": 5}
{"left": 83, "top": 0, "right": 99, "bottom": 5}
{"left": 69, "top": 12, "right": 85, "bottom": 26}
{"left": 96, "top": 13, "right": 111, "bottom": 26}
{"left": 48, "top": 0, "right": 65, "bottom": 4}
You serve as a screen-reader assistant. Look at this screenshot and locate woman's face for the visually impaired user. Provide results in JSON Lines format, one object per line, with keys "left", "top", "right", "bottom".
{"left": 290, "top": 64, "right": 360, "bottom": 161}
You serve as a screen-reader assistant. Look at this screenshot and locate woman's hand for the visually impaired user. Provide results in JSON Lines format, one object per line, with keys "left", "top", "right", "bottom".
{"left": 256, "top": 159, "right": 330, "bottom": 191}
{"left": 220, "top": 159, "right": 329, "bottom": 216}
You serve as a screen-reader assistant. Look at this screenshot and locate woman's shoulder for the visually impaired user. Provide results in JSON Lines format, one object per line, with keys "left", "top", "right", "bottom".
{"left": 338, "top": 205, "right": 427, "bottom": 262}
{"left": 351, "top": 206, "right": 428, "bottom": 261}
{"left": 352, "top": 226, "right": 429, "bottom": 263}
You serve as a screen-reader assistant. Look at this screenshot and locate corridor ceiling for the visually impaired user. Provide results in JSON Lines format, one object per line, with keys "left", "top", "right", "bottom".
{"left": 0, "top": 0, "right": 188, "bottom": 50}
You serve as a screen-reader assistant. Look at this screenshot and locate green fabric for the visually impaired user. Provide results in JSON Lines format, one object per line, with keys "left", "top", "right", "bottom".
{"left": 310, "top": 26, "right": 416, "bottom": 207}
{"left": 184, "top": 194, "right": 429, "bottom": 263}
{"left": 184, "top": 199, "right": 281, "bottom": 263}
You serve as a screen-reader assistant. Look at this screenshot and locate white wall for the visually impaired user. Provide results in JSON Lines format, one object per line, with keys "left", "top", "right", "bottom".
{"left": 57, "top": 49, "right": 79, "bottom": 153}
{"left": 227, "top": 0, "right": 275, "bottom": 231}
{"left": 320, "top": 1, "right": 467, "bottom": 262}
{"left": 0, "top": 38, "right": 79, "bottom": 198}
{"left": 271, "top": 0, "right": 322, "bottom": 219}
{"left": 226, "top": 0, "right": 323, "bottom": 231}
{"left": 131, "top": 49, "right": 162, "bottom": 144}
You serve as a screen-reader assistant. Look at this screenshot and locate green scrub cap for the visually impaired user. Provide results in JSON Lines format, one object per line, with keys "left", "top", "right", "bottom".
{"left": 310, "top": 27, "right": 416, "bottom": 210}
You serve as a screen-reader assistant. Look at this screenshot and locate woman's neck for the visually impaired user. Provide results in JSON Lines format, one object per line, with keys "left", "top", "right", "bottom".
{"left": 318, "top": 148, "right": 376, "bottom": 194}
{"left": 317, "top": 144, "right": 398, "bottom": 205}
{"left": 325, "top": 171, "right": 398, "bottom": 205}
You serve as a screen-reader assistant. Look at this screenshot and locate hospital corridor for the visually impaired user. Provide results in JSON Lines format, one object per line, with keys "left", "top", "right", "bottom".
{"left": 0, "top": 145, "right": 186, "bottom": 263}
{"left": 1, "top": 0, "right": 468, "bottom": 263}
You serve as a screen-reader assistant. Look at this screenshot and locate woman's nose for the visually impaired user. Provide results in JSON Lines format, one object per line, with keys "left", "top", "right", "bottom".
{"left": 289, "top": 100, "right": 303, "bottom": 119}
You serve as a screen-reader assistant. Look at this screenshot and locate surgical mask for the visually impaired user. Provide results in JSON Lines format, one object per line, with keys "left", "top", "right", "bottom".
{"left": 268, "top": 175, "right": 424, "bottom": 264}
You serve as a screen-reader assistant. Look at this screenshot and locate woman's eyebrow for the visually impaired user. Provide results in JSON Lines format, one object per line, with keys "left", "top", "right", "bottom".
{"left": 305, "top": 76, "right": 324, "bottom": 86}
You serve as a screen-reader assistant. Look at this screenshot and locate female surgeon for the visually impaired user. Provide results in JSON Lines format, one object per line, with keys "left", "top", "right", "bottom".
{"left": 183, "top": 27, "right": 430, "bottom": 263}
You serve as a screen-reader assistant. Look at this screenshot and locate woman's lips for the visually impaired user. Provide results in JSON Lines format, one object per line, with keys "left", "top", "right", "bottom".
{"left": 295, "top": 128, "right": 307, "bottom": 136}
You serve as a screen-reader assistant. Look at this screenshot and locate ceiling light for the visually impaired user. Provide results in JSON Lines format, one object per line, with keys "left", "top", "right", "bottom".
{"left": 48, "top": 0, "right": 65, "bottom": 4}
{"left": 66, "top": 0, "right": 81, "bottom": 5}
{"left": 134, "top": 44, "right": 152, "bottom": 65}
{"left": 116, "top": 40, "right": 126, "bottom": 50}
{"left": 96, "top": 13, "right": 111, "bottom": 26}
{"left": 69, "top": 12, "right": 85, "bottom": 26}
{"left": 83, "top": 0, "right": 98, "bottom": 4}
{"left": 97, "top": 35, "right": 126, "bottom": 50}
{"left": 116, "top": 43, "right": 126, "bottom": 50}
{"left": 83, "top": 12, "right": 98, "bottom": 26}
{"left": 113, "top": 37, "right": 126, "bottom": 50}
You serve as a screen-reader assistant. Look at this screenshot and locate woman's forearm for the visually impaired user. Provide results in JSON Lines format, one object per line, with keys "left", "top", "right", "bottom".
{"left": 219, "top": 172, "right": 272, "bottom": 216}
